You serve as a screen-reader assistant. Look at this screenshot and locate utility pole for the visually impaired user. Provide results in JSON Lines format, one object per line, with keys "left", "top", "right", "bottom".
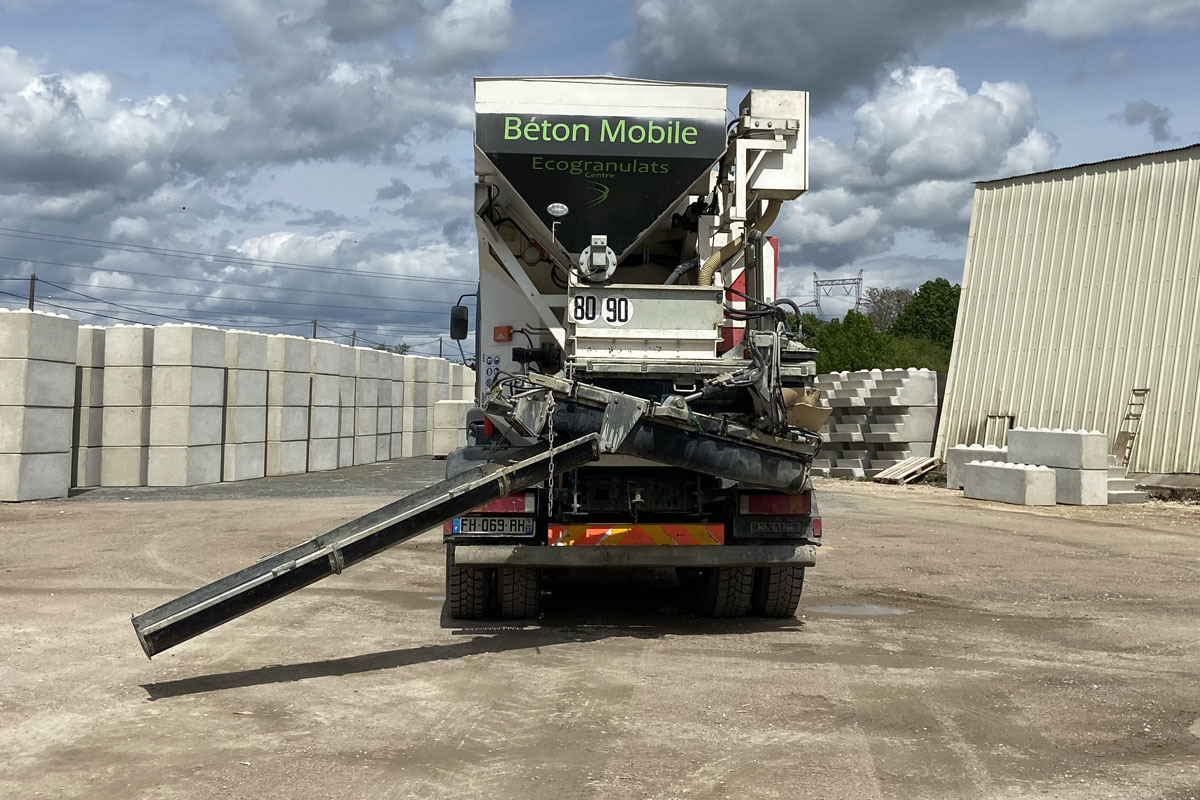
{"left": 27, "top": 274, "right": 36, "bottom": 310}
{"left": 350, "top": 330, "right": 357, "bottom": 347}
{"left": 438, "top": 337, "right": 444, "bottom": 358}
{"left": 311, "top": 319, "right": 317, "bottom": 339}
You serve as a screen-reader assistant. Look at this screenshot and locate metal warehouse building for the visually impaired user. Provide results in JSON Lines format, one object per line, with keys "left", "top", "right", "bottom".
{"left": 935, "top": 143, "right": 1200, "bottom": 475}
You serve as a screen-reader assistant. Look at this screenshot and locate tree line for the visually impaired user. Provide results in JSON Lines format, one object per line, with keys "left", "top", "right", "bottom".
{"left": 795, "top": 278, "right": 961, "bottom": 374}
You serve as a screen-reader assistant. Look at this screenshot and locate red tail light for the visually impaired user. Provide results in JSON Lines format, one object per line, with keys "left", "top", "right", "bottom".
{"left": 811, "top": 517, "right": 822, "bottom": 538}
{"left": 474, "top": 492, "right": 536, "bottom": 513}
{"left": 739, "top": 492, "right": 811, "bottom": 515}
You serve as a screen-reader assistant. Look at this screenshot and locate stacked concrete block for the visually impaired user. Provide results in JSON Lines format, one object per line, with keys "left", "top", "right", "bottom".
{"left": 265, "top": 335, "right": 311, "bottom": 476}
{"left": 433, "top": 357, "right": 453, "bottom": 402}
{"left": 351, "top": 347, "right": 381, "bottom": 465}
{"left": 1007, "top": 428, "right": 1108, "bottom": 506}
{"left": 389, "top": 354, "right": 407, "bottom": 456}
{"left": 432, "top": 400, "right": 471, "bottom": 456}
{"left": 72, "top": 326, "right": 105, "bottom": 487}
{"left": 962, "top": 461, "right": 1056, "bottom": 506}
{"left": 811, "top": 368, "right": 938, "bottom": 477}
{"left": 945, "top": 444, "right": 1007, "bottom": 491}
{"left": 308, "top": 339, "right": 342, "bottom": 472}
{"left": 100, "top": 325, "right": 155, "bottom": 487}
{"left": 147, "top": 324, "right": 226, "bottom": 486}
{"left": 0, "top": 309, "right": 78, "bottom": 501}
{"left": 223, "top": 330, "right": 269, "bottom": 481}
{"left": 399, "top": 355, "right": 431, "bottom": 457}
{"left": 376, "top": 355, "right": 393, "bottom": 462}
{"left": 337, "top": 344, "right": 356, "bottom": 468}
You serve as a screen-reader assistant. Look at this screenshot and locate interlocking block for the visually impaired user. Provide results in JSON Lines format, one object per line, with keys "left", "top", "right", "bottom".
{"left": 389, "top": 432, "right": 404, "bottom": 454}
{"left": 354, "top": 378, "right": 379, "bottom": 406}
{"left": 76, "top": 326, "right": 105, "bottom": 368}
{"left": 266, "top": 334, "right": 310, "bottom": 372}
{"left": 307, "top": 438, "right": 338, "bottom": 472}
{"left": 225, "top": 330, "right": 269, "bottom": 371}
{"left": 149, "top": 406, "right": 224, "bottom": 446}
{"left": 148, "top": 445, "right": 222, "bottom": 486}
{"left": 946, "top": 444, "right": 1007, "bottom": 490}
{"left": 101, "top": 406, "right": 151, "bottom": 447}
{"left": 1053, "top": 468, "right": 1108, "bottom": 506}
{"left": 0, "top": 407, "right": 73, "bottom": 453}
{"left": 337, "top": 436, "right": 353, "bottom": 468}
{"left": 224, "top": 406, "right": 267, "bottom": 444}
{"left": 378, "top": 380, "right": 392, "bottom": 406}
{"left": 266, "top": 440, "right": 308, "bottom": 476}
{"left": 390, "top": 380, "right": 405, "bottom": 410}
{"left": 74, "top": 407, "right": 104, "bottom": 448}
{"left": 267, "top": 406, "right": 310, "bottom": 441}
{"left": 0, "top": 358, "right": 75, "bottom": 407}
{"left": 337, "top": 345, "right": 356, "bottom": 377}
{"left": 963, "top": 461, "right": 1056, "bottom": 506}
{"left": 1006, "top": 428, "right": 1108, "bottom": 470}
{"left": 267, "top": 371, "right": 311, "bottom": 407}
{"left": 103, "top": 324, "right": 154, "bottom": 367}
{"left": 152, "top": 366, "right": 225, "bottom": 406}
{"left": 223, "top": 442, "right": 266, "bottom": 482}
{"left": 338, "top": 376, "right": 355, "bottom": 406}
{"left": 153, "top": 324, "right": 226, "bottom": 367}
{"left": 309, "top": 339, "right": 341, "bottom": 375}
{"left": 0, "top": 309, "right": 78, "bottom": 363}
{"left": 0, "top": 452, "right": 71, "bottom": 500}
{"left": 103, "top": 366, "right": 152, "bottom": 407}
{"left": 311, "top": 374, "right": 340, "bottom": 407}
{"left": 354, "top": 435, "right": 377, "bottom": 465}
{"left": 226, "top": 370, "right": 267, "bottom": 407}
{"left": 309, "top": 407, "right": 340, "bottom": 439}
{"left": 354, "top": 408, "right": 378, "bottom": 436}
{"left": 431, "top": 427, "right": 464, "bottom": 456}
{"left": 100, "top": 446, "right": 149, "bottom": 487}
{"left": 376, "top": 406, "right": 391, "bottom": 434}
{"left": 375, "top": 435, "right": 391, "bottom": 462}
{"left": 338, "top": 407, "right": 354, "bottom": 437}
{"left": 72, "top": 445, "right": 102, "bottom": 488}
{"left": 434, "top": 400, "right": 473, "bottom": 430}
{"left": 354, "top": 347, "right": 383, "bottom": 379}
{"left": 75, "top": 366, "right": 103, "bottom": 408}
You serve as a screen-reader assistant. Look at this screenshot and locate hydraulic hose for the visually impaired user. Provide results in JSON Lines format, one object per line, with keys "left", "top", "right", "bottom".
{"left": 696, "top": 199, "right": 782, "bottom": 286}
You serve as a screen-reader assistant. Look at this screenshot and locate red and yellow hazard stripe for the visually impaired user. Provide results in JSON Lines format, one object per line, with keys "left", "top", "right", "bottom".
{"left": 548, "top": 524, "right": 724, "bottom": 546}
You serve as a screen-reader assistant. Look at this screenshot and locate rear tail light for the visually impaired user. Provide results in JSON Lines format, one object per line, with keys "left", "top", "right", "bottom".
{"left": 473, "top": 492, "right": 536, "bottom": 513}
{"left": 811, "top": 517, "right": 822, "bottom": 538}
{"left": 740, "top": 492, "right": 811, "bottom": 515}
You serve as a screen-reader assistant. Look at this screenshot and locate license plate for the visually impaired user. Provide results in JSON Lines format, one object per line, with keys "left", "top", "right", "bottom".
{"left": 452, "top": 516, "right": 535, "bottom": 535}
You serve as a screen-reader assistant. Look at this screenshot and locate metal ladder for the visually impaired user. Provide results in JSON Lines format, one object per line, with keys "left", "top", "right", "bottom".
{"left": 1112, "top": 388, "right": 1150, "bottom": 467}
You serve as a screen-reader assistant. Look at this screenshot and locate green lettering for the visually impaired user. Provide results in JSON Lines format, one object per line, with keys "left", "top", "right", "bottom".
{"left": 504, "top": 116, "right": 522, "bottom": 140}
{"left": 681, "top": 125, "right": 697, "bottom": 145}
{"left": 572, "top": 122, "right": 590, "bottom": 142}
{"left": 523, "top": 119, "right": 540, "bottom": 140}
{"left": 532, "top": 156, "right": 545, "bottom": 169}
{"left": 647, "top": 120, "right": 665, "bottom": 145}
{"left": 601, "top": 118, "right": 625, "bottom": 142}
{"left": 552, "top": 122, "right": 570, "bottom": 142}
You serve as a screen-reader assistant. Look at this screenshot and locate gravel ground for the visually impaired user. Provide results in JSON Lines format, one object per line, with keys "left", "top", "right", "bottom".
{"left": 2, "top": 462, "right": 1198, "bottom": 799}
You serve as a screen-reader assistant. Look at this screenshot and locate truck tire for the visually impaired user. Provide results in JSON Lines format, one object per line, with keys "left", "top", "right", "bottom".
{"left": 751, "top": 566, "right": 805, "bottom": 617}
{"left": 699, "top": 566, "right": 754, "bottom": 617}
{"left": 498, "top": 567, "right": 540, "bottom": 618}
{"left": 447, "top": 554, "right": 491, "bottom": 619}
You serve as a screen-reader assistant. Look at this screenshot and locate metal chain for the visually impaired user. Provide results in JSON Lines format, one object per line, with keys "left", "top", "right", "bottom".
{"left": 545, "top": 392, "right": 556, "bottom": 518}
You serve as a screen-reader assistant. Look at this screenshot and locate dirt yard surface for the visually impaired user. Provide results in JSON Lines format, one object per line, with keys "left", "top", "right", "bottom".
{"left": 2, "top": 464, "right": 1199, "bottom": 799}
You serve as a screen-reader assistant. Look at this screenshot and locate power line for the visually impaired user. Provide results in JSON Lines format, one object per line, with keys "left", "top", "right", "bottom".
{"left": 0, "top": 226, "right": 478, "bottom": 286}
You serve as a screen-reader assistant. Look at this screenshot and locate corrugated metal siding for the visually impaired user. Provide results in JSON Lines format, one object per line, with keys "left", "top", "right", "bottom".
{"left": 936, "top": 146, "right": 1200, "bottom": 473}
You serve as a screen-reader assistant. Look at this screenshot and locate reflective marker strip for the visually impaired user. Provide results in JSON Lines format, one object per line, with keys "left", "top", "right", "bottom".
{"left": 548, "top": 524, "right": 724, "bottom": 546}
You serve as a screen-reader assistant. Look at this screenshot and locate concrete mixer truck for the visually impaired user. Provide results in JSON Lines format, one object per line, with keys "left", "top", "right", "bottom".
{"left": 131, "top": 77, "right": 823, "bottom": 659}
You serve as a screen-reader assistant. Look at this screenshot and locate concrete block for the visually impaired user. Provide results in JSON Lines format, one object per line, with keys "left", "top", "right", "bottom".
{"left": 865, "top": 369, "right": 937, "bottom": 407}
{"left": 413, "top": 406, "right": 429, "bottom": 432}
{"left": 354, "top": 435, "right": 377, "bottom": 465}
{"left": 400, "top": 406, "right": 416, "bottom": 433}
{"left": 307, "top": 438, "right": 339, "bottom": 472}
{"left": 354, "top": 378, "right": 379, "bottom": 406}
{"left": 100, "top": 446, "right": 148, "bottom": 487}
{"left": 375, "top": 435, "right": 391, "bottom": 462}
{"left": 76, "top": 326, "right": 105, "bottom": 368}
{"left": 225, "top": 330, "right": 269, "bottom": 371}
{"left": 1007, "top": 428, "right": 1108, "bottom": 470}
{"left": 74, "top": 407, "right": 104, "bottom": 448}
{"left": 0, "top": 358, "right": 75, "bottom": 407}
{"left": 434, "top": 400, "right": 473, "bottom": 430}
{"left": 309, "top": 339, "right": 341, "bottom": 375}
{"left": 434, "top": 358, "right": 452, "bottom": 383}
{"left": 222, "top": 442, "right": 266, "bottom": 482}
{"left": 102, "top": 366, "right": 152, "bottom": 407}
{"left": 267, "top": 406, "right": 310, "bottom": 441}
{"left": 963, "top": 461, "right": 1056, "bottom": 506}
{"left": 0, "top": 406, "right": 72, "bottom": 453}
{"left": 0, "top": 309, "right": 78, "bottom": 363}
{"left": 338, "top": 436, "right": 353, "bottom": 468}
{"left": 103, "top": 324, "right": 154, "bottom": 367}
{"left": 101, "top": 406, "right": 151, "bottom": 447}
{"left": 435, "top": 382, "right": 451, "bottom": 402}
{"left": 431, "top": 428, "right": 464, "bottom": 455}
{"left": 225, "top": 406, "right": 267, "bottom": 444}
{"left": 945, "top": 444, "right": 1007, "bottom": 490}
{"left": 354, "top": 347, "right": 384, "bottom": 379}
{"left": 226, "top": 370, "right": 268, "bottom": 407}
{"left": 338, "top": 376, "right": 356, "bottom": 406}
{"left": 354, "top": 408, "right": 377, "bottom": 436}
{"left": 0, "top": 451, "right": 70, "bottom": 500}
{"left": 267, "top": 371, "right": 311, "bottom": 407}
{"left": 338, "top": 407, "right": 354, "bottom": 437}
{"left": 72, "top": 445, "right": 102, "bottom": 488}
{"left": 376, "top": 406, "right": 391, "bottom": 433}
{"left": 1108, "top": 490, "right": 1149, "bottom": 504}
{"left": 830, "top": 466, "right": 864, "bottom": 479}
{"left": 147, "top": 444, "right": 222, "bottom": 486}
{"left": 311, "top": 374, "right": 340, "bottom": 406}
{"left": 388, "top": 354, "right": 405, "bottom": 381}
{"left": 829, "top": 395, "right": 866, "bottom": 408}
{"left": 389, "top": 432, "right": 404, "bottom": 453}
{"left": 408, "top": 431, "right": 428, "bottom": 457}
{"left": 337, "top": 345, "right": 356, "bottom": 377}
{"left": 309, "top": 407, "right": 340, "bottom": 439}
{"left": 152, "top": 366, "right": 225, "bottom": 407}
{"left": 75, "top": 366, "right": 103, "bottom": 408}
{"left": 424, "top": 382, "right": 439, "bottom": 406}
{"left": 390, "top": 380, "right": 405, "bottom": 409}
{"left": 153, "top": 324, "right": 226, "bottom": 368}
{"left": 266, "top": 334, "right": 310, "bottom": 372}
{"left": 266, "top": 440, "right": 308, "bottom": 476}
{"left": 378, "top": 379, "right": 392, "bottom": 406}
{"left": 149, "top": 405, "right": 223, "bottom": 446}
{"left": 1053, "top": 468, "right": 1108, "bottom": 506}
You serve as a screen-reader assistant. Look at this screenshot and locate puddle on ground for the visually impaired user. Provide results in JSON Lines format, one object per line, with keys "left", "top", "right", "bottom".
{"left": 425, "top": 595, "right": 446, "bottom": 602}
{"left": 807, "top": 605, "right": 913, "bottom": 616}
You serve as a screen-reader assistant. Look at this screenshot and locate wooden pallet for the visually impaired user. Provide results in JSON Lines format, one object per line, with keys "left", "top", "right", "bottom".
{"left": 873, "top": 456, "right": 941, "bottom": 485}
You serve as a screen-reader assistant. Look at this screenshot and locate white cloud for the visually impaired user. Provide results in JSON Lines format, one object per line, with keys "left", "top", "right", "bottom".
{"left": 1014, "top": 0, "right": 1200, "bottom": 38}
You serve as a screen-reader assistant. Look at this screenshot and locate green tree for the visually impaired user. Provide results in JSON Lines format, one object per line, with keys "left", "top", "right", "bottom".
{"left": 863, "top": 286, "right": 913, "bottom": 332}
{"left": 890, "top": 278, "right": 961, "bottom": 348}
{"left": 810, "top": 310, "right": 888, "bottom": 373}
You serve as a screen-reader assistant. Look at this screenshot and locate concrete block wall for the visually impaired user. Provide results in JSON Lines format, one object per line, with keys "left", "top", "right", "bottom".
{"left": 954, "top": 428, "right": 1112, "bottom": 506}
{"left": 0, "top": 310, "right": 79, "bottom": 501}
{"left": 963, "top": 461, "right": 1056, "bottom": 506}
{"left": 946, "top": 444, "right": 1007, "bottom": 491}
{"left": 1, "top": 314, "right": 476, "bottom": 500}
{"left": 809, "top": 368, "right": 938, "bottom": 478}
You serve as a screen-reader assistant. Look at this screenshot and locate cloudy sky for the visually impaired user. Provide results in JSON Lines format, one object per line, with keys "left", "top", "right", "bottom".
{"left": 1, "top": 0, "right": 1197, "bottom": 348}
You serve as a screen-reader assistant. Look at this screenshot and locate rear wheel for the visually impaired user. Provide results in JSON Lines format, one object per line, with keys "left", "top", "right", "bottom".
{"left": 751, "top": 566, "right": 805, "bottom": 617}
{"left": 447, "top": 551, "right": 490, "bottom": 619}
{"left": 497, "top": 567, "right": 541, "bottom": 618}
{"left": 698, "top": 566, "right": 754, "bottom": 617}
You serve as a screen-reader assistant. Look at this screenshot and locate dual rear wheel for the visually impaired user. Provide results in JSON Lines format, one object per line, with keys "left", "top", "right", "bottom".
{"left": 692, "top": 565, "right": 805, "bottom": 618}
{"left": 447, "top": 559, "right": 540, "bottom": 620}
